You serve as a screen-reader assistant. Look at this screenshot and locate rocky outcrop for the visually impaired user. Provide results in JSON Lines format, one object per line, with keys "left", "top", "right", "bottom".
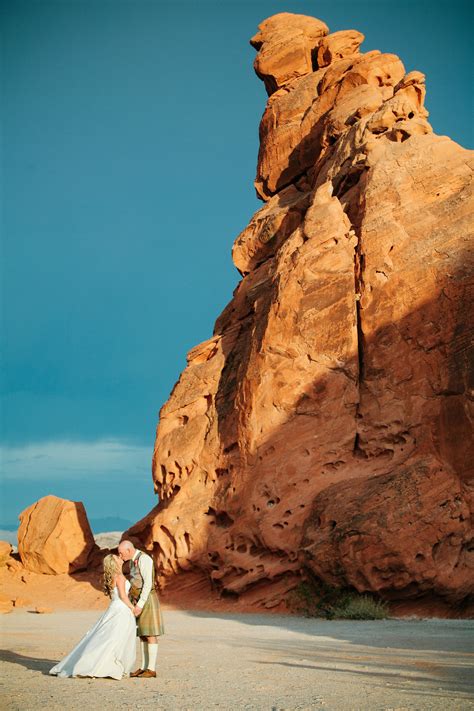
{"left": 303, "top": 459, "right": 473, "bottom": 602}
{"left": 127, "top": 12, "right": 473, "bottom": 609}
{"left": 0, "top": 541, "right": 12, "bottom": 567}
{"left": 18, "top": 495, "right": 98, "bottom": 575}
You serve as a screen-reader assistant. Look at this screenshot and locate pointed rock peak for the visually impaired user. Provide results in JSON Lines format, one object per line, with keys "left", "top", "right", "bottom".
{"left": 250, "top": 13, "right": 435, "bottom": 201}
{"left": 250, "top": 12, "right": 329, "bottom": 47}
{"left": 250, "top": 12, "right": 329, "bottom": 95}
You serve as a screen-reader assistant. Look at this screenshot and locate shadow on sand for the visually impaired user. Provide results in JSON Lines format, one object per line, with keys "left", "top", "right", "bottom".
{"left": 178, "top": 609, "right": 474, "bottom": 698}
{"left": 0, "top": 649, "right": 58, "bottom": 675}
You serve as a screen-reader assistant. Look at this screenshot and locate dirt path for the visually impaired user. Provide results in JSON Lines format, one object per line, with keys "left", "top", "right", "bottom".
{"left": 1, "top": 610, "right": 473, "bottom": 710}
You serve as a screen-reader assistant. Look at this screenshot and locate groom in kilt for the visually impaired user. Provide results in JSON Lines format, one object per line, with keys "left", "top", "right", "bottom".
{"left": 118, "top": 540, "right": 164, "bottom": 679}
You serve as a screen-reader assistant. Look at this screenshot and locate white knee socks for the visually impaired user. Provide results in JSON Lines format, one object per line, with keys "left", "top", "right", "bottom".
{"left": 140, "top": 640, "right": 149, "bottom": 669}
{"left": 147, "top": 643, "right": 158, "bottom": 671}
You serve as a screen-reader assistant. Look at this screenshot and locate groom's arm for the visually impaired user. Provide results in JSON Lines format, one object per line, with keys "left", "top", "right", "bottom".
{"left": 136, "top": 554, "right": 153, "bottom": 611}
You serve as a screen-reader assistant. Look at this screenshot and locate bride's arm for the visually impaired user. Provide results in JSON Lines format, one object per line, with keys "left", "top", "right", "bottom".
{"left": 115, "top": 574, "right": 134, "bottom": 611}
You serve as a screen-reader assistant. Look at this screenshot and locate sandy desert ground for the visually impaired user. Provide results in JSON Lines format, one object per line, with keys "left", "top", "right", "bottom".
{"left": 1, "top": 609, "right": 473, "bottom": 711}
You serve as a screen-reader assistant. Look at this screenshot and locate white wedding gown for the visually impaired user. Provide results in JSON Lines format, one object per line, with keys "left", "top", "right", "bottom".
{"left": 50, "top": 580, "right": 136, "bottom": 680}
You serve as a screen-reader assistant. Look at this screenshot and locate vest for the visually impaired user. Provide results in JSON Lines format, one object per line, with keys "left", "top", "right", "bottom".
{"left": 129, "top": 551, "right": 145, "bottom": 593}
{"left": 129, "top": 551, "right": 155, "bottom": 604}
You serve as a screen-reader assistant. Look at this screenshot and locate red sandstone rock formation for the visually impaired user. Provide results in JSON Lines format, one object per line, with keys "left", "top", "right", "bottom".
{"left": 127, "top": 13, "right": 474, "bottom": 609}
{"left": 18, "top": 495, "right": 98, "bottom": 575}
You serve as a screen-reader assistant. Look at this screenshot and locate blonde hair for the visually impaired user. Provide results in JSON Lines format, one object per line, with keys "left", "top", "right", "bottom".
{"left": 102, "top": 554, "right": 119, "bottom": 598}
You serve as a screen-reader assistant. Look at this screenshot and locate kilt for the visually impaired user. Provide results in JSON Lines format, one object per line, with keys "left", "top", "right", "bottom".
{"left": 135, "top": 588, "right": 165, "bottom": 637}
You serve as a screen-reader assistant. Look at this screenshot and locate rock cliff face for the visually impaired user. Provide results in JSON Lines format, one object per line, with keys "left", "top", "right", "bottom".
{"left": 127, "top": 13, "right": 474, "bottom": 608}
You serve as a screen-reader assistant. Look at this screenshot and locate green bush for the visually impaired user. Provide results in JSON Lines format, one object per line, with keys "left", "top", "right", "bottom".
{"left": 288, "top": 576, "right": 389, "bottom": 620}
{"left": 331, "top": 594, "right": 389, "bottom": 620}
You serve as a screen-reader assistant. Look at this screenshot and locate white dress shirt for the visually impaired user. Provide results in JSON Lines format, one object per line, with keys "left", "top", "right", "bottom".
{"left": 132, "top": 550, "right": 153, "bottom": 609}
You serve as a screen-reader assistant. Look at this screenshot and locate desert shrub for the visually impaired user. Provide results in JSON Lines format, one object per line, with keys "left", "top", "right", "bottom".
{"left": 287, "top": 581, "right": 322, "bottom": 618}
{"left": 287, "top": 575, "right": 389, "bottom": 620}
{"left": 331, "top": 594, "right": 389, "bottom": 620}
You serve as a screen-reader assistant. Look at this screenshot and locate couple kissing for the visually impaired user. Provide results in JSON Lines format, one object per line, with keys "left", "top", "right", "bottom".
{"left": 50, "top": 540, "right": 164, "bottom": 680}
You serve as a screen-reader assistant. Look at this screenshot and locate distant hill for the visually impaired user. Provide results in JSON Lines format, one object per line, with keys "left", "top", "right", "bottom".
{"left": 0, "top": 530, "right": 17, "bottom": 546}
{"left": 0, "top": 516, "right": 132, "bottom": 540}
{"left": 89, "top": 517, "right": 133, "bottom": 533}
{"left": 94, "top": 531, "right": 123, "bottom": 550}
{"left": 0, "top": 529, "right": 124, "bottom": 550}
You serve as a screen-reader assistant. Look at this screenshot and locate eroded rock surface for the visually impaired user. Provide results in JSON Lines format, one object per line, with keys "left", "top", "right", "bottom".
{"left": 0, "top": 541, "right": 12, "bottom": 567}
{"left": 127, "top": 13, "right": 474, "bottom": 610}
{"left": 303, "top": 458, "right": 473, "bottom": 602}
{"left": 18, "top": 495, "right": 98, "bottom": 575}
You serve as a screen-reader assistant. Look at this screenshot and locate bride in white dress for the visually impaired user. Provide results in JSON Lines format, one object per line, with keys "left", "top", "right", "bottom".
{"left": 50, "top": 554, "right": 136, "bottom": 679}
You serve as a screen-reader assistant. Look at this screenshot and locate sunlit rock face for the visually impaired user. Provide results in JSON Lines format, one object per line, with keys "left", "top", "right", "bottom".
{"left": 18, "top": 495, "right": 98, "bottom": 575}
{"left": 126, "top": 12, "right": 474, "bottom": 610}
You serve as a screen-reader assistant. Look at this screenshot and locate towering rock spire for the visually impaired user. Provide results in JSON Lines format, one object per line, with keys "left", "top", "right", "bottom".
{"left": 126, "top": 13, "right": 473, "bottom": 612}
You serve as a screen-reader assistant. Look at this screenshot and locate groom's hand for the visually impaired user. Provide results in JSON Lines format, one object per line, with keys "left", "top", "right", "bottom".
{"left": 133, "top": 605, "right": 142, "bottom": 617}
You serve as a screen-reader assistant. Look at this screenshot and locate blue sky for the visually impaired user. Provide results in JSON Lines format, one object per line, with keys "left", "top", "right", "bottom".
{"left": 1, "top": 0, "right": 472, "bottom": 529}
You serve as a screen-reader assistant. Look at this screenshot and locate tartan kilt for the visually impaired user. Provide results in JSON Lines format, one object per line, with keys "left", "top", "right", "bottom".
{"left": 136, "top": 589, "right": 165, "bottom": 637}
